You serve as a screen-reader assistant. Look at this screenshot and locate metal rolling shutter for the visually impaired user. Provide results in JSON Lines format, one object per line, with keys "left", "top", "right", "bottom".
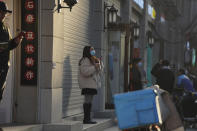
{"left": 62, "top": 0, "right": 93, "bottom": 117}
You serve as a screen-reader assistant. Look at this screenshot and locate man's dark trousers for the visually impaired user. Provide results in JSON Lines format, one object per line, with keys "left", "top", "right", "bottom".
{"left": 0, "top": 66, "right": 9, "bottom": 101}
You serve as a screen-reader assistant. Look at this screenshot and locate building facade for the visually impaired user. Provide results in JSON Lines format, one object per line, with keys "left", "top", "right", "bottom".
{"left": 0, "top": 0, "right": 130, "bottom": 125}
{"left": 3, "top": 0, "right": 195, "bottom": 127}
{"left": 152, "top": 0, "right": 197, "bottom": 73}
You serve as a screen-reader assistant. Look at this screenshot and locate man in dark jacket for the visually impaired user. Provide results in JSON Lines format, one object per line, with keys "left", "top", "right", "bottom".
{"left": 130, "top": 58, "right": 143, "bottom": 91}
{"left": 0, "top": 1, "right": 24, "bottom": 102}
{"left": 151, "top": 59, "right": 163, "bottom": 81}
{"left": 157, "top": 60, "right": 175, "bottom": 93}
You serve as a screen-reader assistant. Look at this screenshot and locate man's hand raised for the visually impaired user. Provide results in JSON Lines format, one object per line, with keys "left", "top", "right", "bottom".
{"left": 14, "top": 31, "right": 25, "bottom": 44}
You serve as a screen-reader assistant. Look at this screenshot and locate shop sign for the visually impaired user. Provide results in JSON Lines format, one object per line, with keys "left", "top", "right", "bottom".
{"left": 25, "top": 57, "right": 35, "bottom": 67}
{"left": 25, "top": 14, "right": 35, "bottom": 24}
{"left": 25, "top": 70, "right": 35, "bottom": 80}
{"left": 21, "top": 0, "right": 38, "bottom": 85}
{"left": 25, "top": 44, "right": 35, "bottom": 54}
{"left": 148, "top": 5, "right": 156, "bottom": 19}
{"left": 25, "top": 31, "right": 35, "bottom": 40}
{"left": 25, "top": 0, "right": 35, "bottom": 10}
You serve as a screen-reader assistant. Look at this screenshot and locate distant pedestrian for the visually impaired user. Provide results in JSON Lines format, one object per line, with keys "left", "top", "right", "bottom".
{"left": 0, "top": 1, "right": 24, "bottom": 102}
{"left": 139, "top": 64, "right": 148, "bottom": 88}
{"left": 151, "top": 59, "right": 163, "bottom": 83}
{"left": 177, "top": 68, "right": 195, "bottom": 93}
{"left": 177, "top": 69, "right": 197, "bottom": 118}
{"left": 157, "top": 60, "right": 175, "bottom": 93}
{"left": 78, "top": 46, "right": 103, "bottom": 124}
{"left": 130, "top": 58, "right": 143, "bottom": 91}
{"left": 128, "top": 58, "right": 152, "bottom": 131}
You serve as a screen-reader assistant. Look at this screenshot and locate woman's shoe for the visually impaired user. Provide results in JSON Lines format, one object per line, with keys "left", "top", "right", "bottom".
{"left": 83, "top": 103, "right": 97, "bottom": 124}
{"left": 83, "top": 120, "right": 97, "bottom": 124}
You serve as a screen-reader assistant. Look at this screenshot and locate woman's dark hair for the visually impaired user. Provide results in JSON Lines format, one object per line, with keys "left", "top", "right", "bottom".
{"left": 79, "top": 46, "right": 92, "bottom": 65}
{"left": 83, "top": 46, "right": 91, "bottom": 58}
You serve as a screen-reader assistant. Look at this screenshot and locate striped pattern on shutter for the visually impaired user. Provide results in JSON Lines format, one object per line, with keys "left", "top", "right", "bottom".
{"left": 62, "top": 0, "right": 94, "bottom": 117}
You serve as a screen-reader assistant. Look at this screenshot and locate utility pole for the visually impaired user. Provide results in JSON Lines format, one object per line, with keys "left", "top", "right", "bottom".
{"left": 121, "top": 0, "right": 131, "bottom": 92}
{"left": 124, "top": 24, "right": 130, "bottom": 92}
{"left": 139, "top": 0, "right": 148, "bottom": 58}
{"left": 153, "top": 2, "right": 164, "bottom": 61}
{"left": 130, "top": 28, "right": 134, "bottom": 64}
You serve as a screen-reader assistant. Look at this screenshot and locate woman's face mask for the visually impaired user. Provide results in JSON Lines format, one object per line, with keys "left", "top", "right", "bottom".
{"left": 90, "top": 50, "right": 96, "bottom": 56}
{"left": 138, "top": 62, "right": 143, "bottom": 67}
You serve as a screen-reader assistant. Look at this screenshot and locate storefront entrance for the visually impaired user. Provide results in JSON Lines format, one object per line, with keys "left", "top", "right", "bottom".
{"left": 0, "top": 0, "right": 38, "bottom": 124}
{"left": 0, "top": 0, "right": 16, "bottom": 124}
{"left": 105, "top": 32, "right": 125, "bottom": 109}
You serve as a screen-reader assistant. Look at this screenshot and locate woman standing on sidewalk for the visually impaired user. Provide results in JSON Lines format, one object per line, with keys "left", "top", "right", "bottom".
{"left": 78, "top": 46, "right": 102, "bottom": 124}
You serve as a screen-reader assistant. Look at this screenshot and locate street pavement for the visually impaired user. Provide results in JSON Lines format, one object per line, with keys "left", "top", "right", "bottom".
{"left": 104, "top": 126, "right": 120, "bottom": 131}
{"left": 104, "top": 126, "right": 197, "bottom": 131}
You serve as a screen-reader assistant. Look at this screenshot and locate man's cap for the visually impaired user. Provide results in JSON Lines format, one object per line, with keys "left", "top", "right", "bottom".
{"left": 0, "top": 1, "right": 12, "bottom": 13}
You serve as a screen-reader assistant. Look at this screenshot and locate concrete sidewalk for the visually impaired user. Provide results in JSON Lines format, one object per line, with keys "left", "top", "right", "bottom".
{"left": 103, "top": 125, "right": 197, "bottom": 131}
{"left": 0, "top": 124, "right": 42, "bottom": 131}
{"left": 104, "top": 126, "right": 120, "bottom": 131}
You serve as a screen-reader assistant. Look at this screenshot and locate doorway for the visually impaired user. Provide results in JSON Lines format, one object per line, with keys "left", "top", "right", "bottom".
{"left": 12, "top": 0, "right": 22, "bottom": 122}
{"left": 12, "top": 0, "right": 38, "bottom": 123}
{"left": 105, "top": 31, "right": 124, "bottom": 109}
{"left": 0, "top": 0, "right": 19, "bottom": 124}
{"left": 106, "top": 42, "right": 120, "bottom": 109}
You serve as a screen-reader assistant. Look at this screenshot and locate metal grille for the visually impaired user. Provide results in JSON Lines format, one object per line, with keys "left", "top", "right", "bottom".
{"left": 62, "top": 0, "right": 94, "bottom": 117}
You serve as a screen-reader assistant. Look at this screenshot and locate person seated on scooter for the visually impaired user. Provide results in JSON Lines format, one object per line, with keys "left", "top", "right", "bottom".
{"left": 177, "top": 68, "right": 196, "bottom": 93}
{"left": 177, "top": 69, "right": 197, "bottom": 118}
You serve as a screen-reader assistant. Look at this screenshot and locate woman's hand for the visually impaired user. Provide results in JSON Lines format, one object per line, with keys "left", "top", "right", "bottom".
{"left": 91, "top": 56, "right": 100, "bottom": 64}
{"left": 95, "top": 63, "right": 101, "bottom": 70}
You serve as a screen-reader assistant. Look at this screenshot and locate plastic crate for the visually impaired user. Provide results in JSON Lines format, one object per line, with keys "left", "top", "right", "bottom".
{"left": 114, "top": 89, "right": 161, "bottom": 129}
